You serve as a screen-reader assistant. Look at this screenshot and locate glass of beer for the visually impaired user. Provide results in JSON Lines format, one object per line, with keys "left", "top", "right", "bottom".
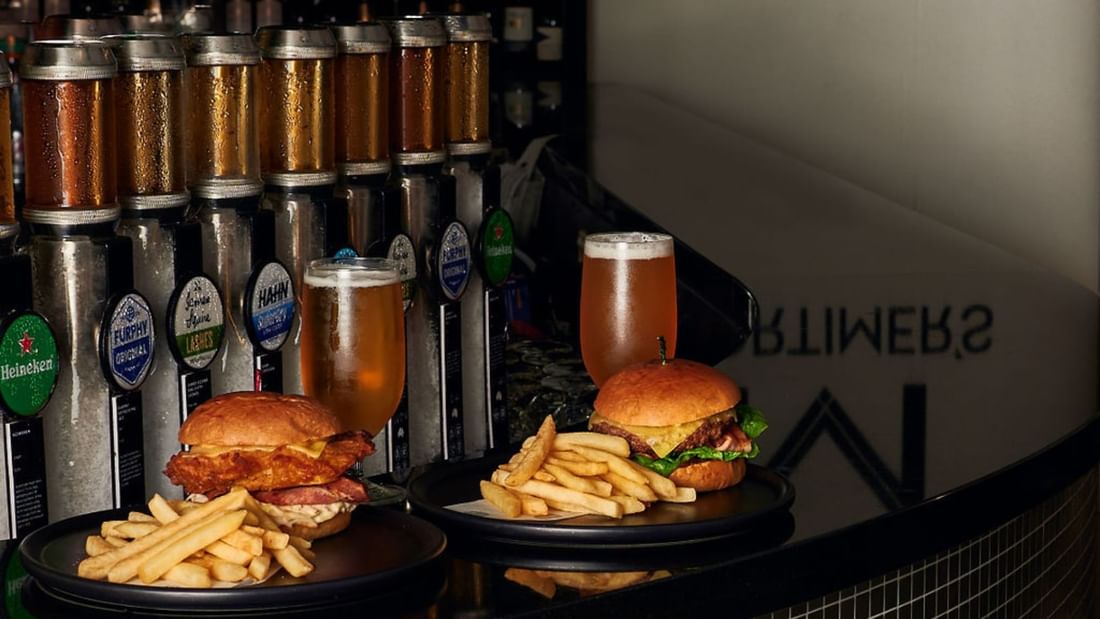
{"left": 300, "top": 257, "right": 405, "bottom": 436}
{"left": 580, "top": 232, "right": 677, "bottom": 386}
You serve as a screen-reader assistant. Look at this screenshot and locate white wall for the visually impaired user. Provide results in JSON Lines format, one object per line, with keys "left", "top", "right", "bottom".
{"left": 590, "top": 0, "right": 1100, "bottom": 291}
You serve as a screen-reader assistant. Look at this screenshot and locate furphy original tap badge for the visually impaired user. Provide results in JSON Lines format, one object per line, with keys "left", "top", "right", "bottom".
{"left": 437, "top": 221, "right": 471, "bottom": 302}
{"left": 102, "top": 293, "right": 156, "bottom": 391}
{"left": 478, "top": 208, "right": 515, "bottom": 288}
{"left": 0, "top": 312, "right": 59, "bottom": 417}
{"left": 387, "top": 233, "right": 418, "bottom": 312}
{"left": 167, "top": 275, "right": 226, "bottom": 371}
{"left": 245, "top": 261, "right": 296, "bottom": 353}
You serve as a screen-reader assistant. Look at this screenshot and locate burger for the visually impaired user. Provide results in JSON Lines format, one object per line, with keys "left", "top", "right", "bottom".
{"left": 164, "top": 392, "right": 375, "bottom": 540}
{"left": 588, "top": 358, "right": 767, "bottom": 492}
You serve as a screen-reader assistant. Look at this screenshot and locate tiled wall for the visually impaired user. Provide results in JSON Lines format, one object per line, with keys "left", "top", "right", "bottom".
{"left": 755, "top": 469, "right": 1097, "bottom": 619}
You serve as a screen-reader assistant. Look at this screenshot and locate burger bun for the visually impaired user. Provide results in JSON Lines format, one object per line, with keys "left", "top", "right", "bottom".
{"left": 594, "top": 359, "right": 740, "bottom": 427}
{"left": 284, "top": 511, "right": 352, "bottom": 541}
{"left": 668, "top": 458, "right": 746, "bottom": 492}
{"left": 179, "top": 392, "right": 343, "bottom": 446}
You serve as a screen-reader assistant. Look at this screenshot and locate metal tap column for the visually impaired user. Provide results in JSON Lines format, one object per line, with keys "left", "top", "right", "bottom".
{"left": 385, "top": 16, "right": 472, "bottom": 466}
{"left": 108, "top": 34, "right": 225, "bottom": 499}
{"left": 22, "top": 41, "right": 154, "bottom": 520}
{"left": 256, "top": 26, "right": 341, "bottom": 396}
{"left": 185, "top": 34, "right": 290, "bottom": 397}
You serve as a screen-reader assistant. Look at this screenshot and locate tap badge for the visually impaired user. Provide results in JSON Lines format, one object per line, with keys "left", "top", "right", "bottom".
{"left": 103, "top": 292, "right": 156, "bottom": 391}
{"left": 168, "top": 275, "right": 226, "bottom": 371}
{"left": 245, "top": 261, "right": 296, "bottom": 353}
{"left": 386, "top": 233, "right": 418, "bottom": 312}
{"left": 478, "top": 208, "right": 515, "bottom": 288}
{"left": 0, "top": 311, "right": 59, "bottom": 416}
{"left": 437, "top": 221, "right": 471, "bottom": 302}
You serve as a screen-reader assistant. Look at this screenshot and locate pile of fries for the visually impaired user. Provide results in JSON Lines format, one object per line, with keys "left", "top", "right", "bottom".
{"left": 78, "top": 488, "right": 316, "bottom": 588}
{"left": 480, "top": 416, "right": 696, "bottom": 519}
{"left": 504, "top": 567, "right": 671, "bottom": 598}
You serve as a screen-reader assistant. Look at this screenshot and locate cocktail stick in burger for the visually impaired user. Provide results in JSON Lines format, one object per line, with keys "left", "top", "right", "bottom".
{"left": 588, "top": 355, "right": 768, "bottom": 492}
{"left": 164, "top": 392, "right": 376, "bottom": 540}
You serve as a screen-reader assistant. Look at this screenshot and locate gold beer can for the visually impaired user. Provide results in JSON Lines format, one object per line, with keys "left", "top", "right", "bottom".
{"left": 332, "top": 23, "right": 391, "bottom": 177}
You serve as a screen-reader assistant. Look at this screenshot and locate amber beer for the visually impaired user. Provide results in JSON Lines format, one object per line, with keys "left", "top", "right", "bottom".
{"left": 300, "top": 258, "right": 406, "bottom": 435}
{"left": 580, "top": 233, "right": 677, "bottom": 386}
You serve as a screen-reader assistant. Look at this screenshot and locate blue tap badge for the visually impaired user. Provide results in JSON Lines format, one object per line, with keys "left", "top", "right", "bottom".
{"left": 103, "top": 292, "right": 156, "bottom": 391}
{"left": 245, "top": 262, "right": 296, "bottom": 352}
{"left": 437, "top": 221, "right": 471, "bottom": 302}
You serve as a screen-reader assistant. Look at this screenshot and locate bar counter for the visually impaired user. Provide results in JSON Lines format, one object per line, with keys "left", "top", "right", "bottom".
{"left": 7, "top": 85, "right": 1098, "bottom": 618}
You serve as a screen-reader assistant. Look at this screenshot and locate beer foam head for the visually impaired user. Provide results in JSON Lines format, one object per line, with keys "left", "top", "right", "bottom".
{"left": 584, "top": 232, "right": 674, "bottom": 260}
{"left": 305, "top": 258, "right": 400, "bottom": 288}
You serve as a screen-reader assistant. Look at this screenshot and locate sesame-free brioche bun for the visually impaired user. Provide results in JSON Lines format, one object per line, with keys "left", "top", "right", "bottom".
{"left": 286, "top": 511, "right": 352, "bottom": 541}
{"left": 668, "top": 459, "right": 746, "bottom": 492}
{"left": 179, "top": 392, "right": 344, "bottom": 446}
{"left": 593, "top": 358, "right": 741, "bottom": 427}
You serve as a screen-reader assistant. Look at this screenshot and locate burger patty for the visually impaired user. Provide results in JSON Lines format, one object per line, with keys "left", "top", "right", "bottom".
{"left": 591, "top": 413, "right": 747, "bottom": 460}
{"left": 254, "top": 477, "right": 368, "bottom": 505}
{"left": 164, "top": 430, "right": 374, "bottom": 496}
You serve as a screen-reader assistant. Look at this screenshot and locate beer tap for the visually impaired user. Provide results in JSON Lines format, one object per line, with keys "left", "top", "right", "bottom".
{"left": 107, "top": 34, "right": 226, "bottom": 499}
{"left": 185, "top": 34, "right": 292, "bottom": 397}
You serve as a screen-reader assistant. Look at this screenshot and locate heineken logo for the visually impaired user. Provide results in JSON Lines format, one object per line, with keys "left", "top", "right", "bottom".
{"left": 247, "top": 261, "right": 296, "bottom": 352}
{"left": 169, "top": 275, "right": 226, "bottom": 371}
{"left": 104, "top": 292, "right": 156, "bottom": 391}
{"left": 0, "top": 312, "right": 59, "bottom": 417}
{"left": 479, "top": 208, "right": 514, "bottom": 288}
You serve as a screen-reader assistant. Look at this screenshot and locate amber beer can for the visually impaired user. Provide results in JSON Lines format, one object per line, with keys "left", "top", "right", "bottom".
{"left": 333, "top": 23, "right": 391, "bottom": 177}
{"left": 439, "top": 14, "right": 491, "bottom": 155}
{"left": 183, "top": 34, "right": 263, "bottom": 200}
{"left": 383, "top": 16, "right": 447, "bottom": 165}
{"left": 255, "top": 26, "right": 338, "bottom": 187}
{"left": 106, "top": 35, "right": 188, "bottom": 209}
{"left": 20, "top": 41, "right": 118, "bottom": 223}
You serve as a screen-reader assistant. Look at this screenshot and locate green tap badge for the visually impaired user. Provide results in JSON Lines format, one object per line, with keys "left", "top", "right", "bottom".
{"left": 0, "top": 312, "right": 59, "bottom": 417}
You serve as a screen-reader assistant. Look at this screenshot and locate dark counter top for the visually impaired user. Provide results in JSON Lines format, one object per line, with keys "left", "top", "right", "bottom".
{"left": 11, "top": 85, "right": 1100, "bottom": 618}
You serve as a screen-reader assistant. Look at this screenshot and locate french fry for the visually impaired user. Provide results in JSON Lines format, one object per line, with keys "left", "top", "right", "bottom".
{"left": 626, "top": 460, "right": 678, "bottom": 500}
{"left": 99, "top": 520, "right": 126, "bottom": 538}
{"left": 248, "top": 552, "right": 273, "bottom": 581}
{"left": 541, "top": 463, "right": 601, "bottom": 495}
{"left": 147, "top": 494, "right": 179, "bottom": 524}
{"left": 512, "top": 480, "right": 623, "bottom": 519}
{"left": 516, "top": 492, "right": 549, "bottom": 516}
{"left": 505, "top": 416, "right": 556, "bottom": 487}
{"left": 504, "top": 567, "right": 557, "bottom": 598}
{"left": 85, "top": 536, "right": 114, "bottom": 557}
{"left": 540, "top": 570, "right": 650, "bottom": 591}
{"left": 497, "top": 462, "right": 515, "bottom": 472}
{"left": 602, "top": 471, "right": 658, "bottom": 503}
{"left": 480, "top": 480, "right": 521, "bottom": 518}
{"left": 546, "top": 456, "right": 609, "bottom": 477}
{"left": 222, "top": 529, "right": 263, "bottom": 557}
{"left": 566, "top": 446, "right": 647, "bottom": 484}
{"left": 110, "top": 522, "right": 159, "bottom": 540}
{"left": 243, "top": 511, "right": 260, "bottom": 526}
{"left": 127, "top": 511, "right": 158, "bottom": 524}
{"left": 104, "top": 536, "right": 126, "bottom": 548}
{"left": 167, "top": 500, "right": 201, "bottom": 513}
{"left": 532, "top": 470, "right": 556, "bottom": 482}
{"left": 549, "top": 450, "right": 586, "bottom": 463}
{"left": 251, "top": 528, "right": 289, "bottom": 550}
{"left": 205, "top": 540, "right": 253, "bottom": 565}
{"left": 272, "top": 544, "right": 313, "bottom": 578}
{"left": 287, "top": 535, "right": 312, "bottom": 552}
{"left": 209, "top": 558, "right": 248, "bottom": 583}
{"left": 664, "top": 486, "right": 697, "bottom": 503}
{"left": 490, "top": 469, "right": 510, "bottom": 486}
{"left": 607, "top": 495, "right": 646, "bottom": 515}
{"left": 80, "top": 488, "right": 248, "bottom": 581}
{"left": 542, "top": 497, "right": 601, "bottom": 516}
{"left": 553, "top": 433, "right": 631, "bottom": 457}
{"left": 162, "top": 562, "right": 212, "bottom": 588}
{"left": 136, "top": 510, "right": 248, "bottom": 584}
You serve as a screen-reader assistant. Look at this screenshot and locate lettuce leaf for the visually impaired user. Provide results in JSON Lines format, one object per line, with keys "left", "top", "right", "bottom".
{"left": 631, "top": 406, "right": 768, "bottom": 477}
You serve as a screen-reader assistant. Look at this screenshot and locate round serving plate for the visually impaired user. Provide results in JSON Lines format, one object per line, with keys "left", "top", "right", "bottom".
{"left": 19, "top": 507, "right": 446, "bottom": 613}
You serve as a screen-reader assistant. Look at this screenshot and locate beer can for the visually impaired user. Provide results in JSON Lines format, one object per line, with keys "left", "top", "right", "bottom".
{"left": 20, "top": 41, "right": 118, "bottom": 225}
{"left": 36, "top": 14, "right": 122, "bottom": 41}
{"left": 332, "top": 23, "right": 391, "bottom": 177}
{"left": 383, "top": 16, "right": 446, "bottom": 165}
{"left": 255, "top": 26, "right": 338, "bottom": 187}
{"left": 183, "top": 34, "right": 263, "bottom": 200}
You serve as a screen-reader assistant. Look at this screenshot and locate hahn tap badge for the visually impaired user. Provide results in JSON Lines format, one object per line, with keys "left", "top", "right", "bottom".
{"left": 167, "top": 275, "right": 226, "bottom": 371}
{"left": 0, "top": 312, "right": 59, "bottom": 417}
{"left": 103, "top": 292, "right": 156, "bottom": 391}
{"left": 246, "top": 261, "right": 296, "bottom": 353}
{"left": 437, "top": 221, "right": 471, "bottom": 302}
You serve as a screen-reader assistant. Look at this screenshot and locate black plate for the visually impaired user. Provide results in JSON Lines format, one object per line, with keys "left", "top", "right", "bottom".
{"left": 19, "top": 507, "right": 446, "bottom": 612}
{"left": 408, "top": 454, "right": 795, "bottom": 548}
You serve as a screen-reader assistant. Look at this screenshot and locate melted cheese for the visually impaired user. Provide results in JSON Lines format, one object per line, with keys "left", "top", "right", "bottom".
{"left": 588, "top": 413, "right": 708, "bottom": 458}
{"left": 188, "top": 439, "right": 328, "bottom": 459}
